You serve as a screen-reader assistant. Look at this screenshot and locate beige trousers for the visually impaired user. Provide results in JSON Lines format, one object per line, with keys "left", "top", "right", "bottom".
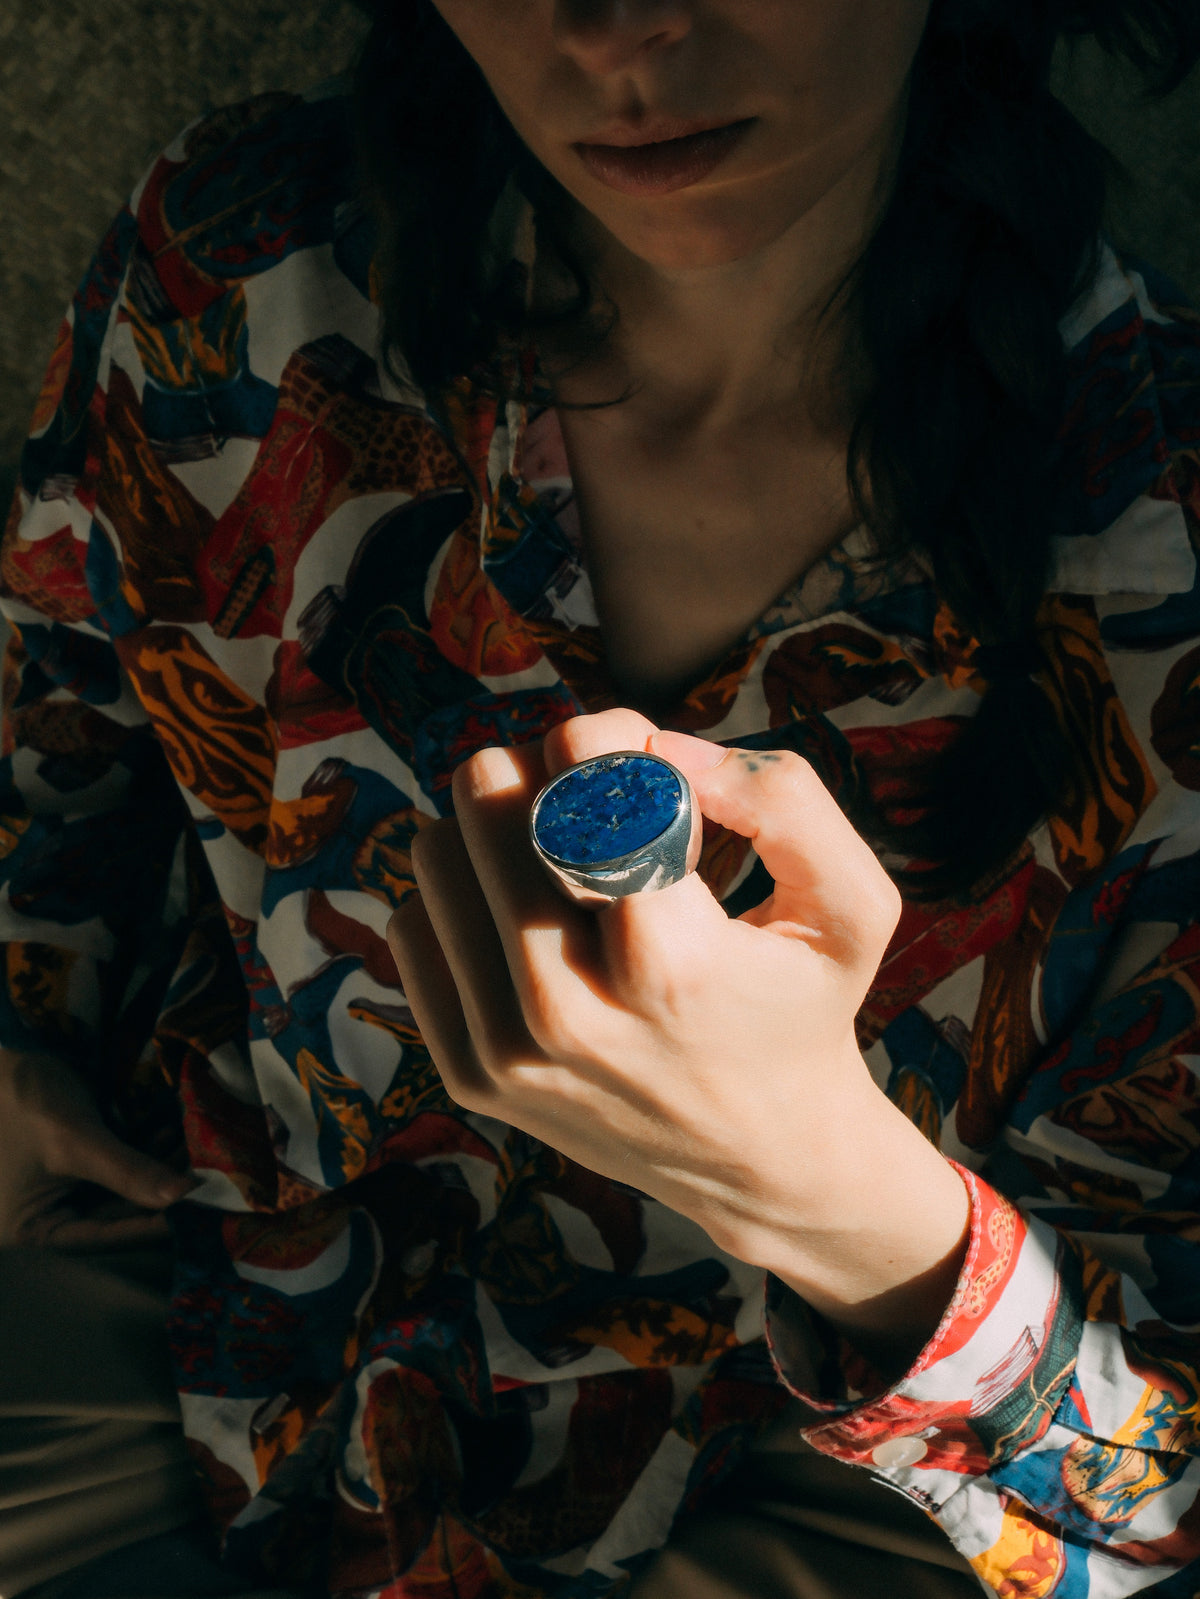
{"left": 0, "top": 1247, "right": 295, "bottom": 1599}
{"left": 0, "top": 1247, "right": 201, "bottom": 1598}
{"left": 632, "top": 1423, "right": 981, "bottom": 1598}
{"left": 0, "top": 1245, "right": 979, "bottom": 1599}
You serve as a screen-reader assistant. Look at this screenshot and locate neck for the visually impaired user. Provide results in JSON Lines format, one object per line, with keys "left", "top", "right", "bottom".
{"left": 536, "top": 111, "right": 900, "bottom": 439}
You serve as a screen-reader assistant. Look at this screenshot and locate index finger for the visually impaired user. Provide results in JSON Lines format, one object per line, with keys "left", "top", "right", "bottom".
{"left": 450, "top": 743, "right": 609, "bottom": 1032}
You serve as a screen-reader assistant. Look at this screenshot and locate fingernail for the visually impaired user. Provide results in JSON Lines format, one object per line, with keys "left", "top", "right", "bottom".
{"left": 158, "top": 1174, "right": 200, "bottom": 1205}
{"left": 651, "top": 731, "right": 728, "bottom": 774}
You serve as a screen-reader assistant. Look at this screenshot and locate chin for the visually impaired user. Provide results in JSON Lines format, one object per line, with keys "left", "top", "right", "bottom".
{"left": 606, "top": 209, "right": 798, "bottom": 273}
{"left": 568, "top": 163, "right": 829, "bottom": 275}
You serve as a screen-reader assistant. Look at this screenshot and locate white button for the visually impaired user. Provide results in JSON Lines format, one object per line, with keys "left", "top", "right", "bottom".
{"left": 400, "top": 1239, "right": 438, "bottom": 1276}
{"left": 871, "top": 1436, "right": 928, "bottom": 1469}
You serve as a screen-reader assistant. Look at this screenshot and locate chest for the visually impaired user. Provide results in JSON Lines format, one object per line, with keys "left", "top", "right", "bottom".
{"left": 556, "top": 405, "right": 856, "bottom": 715}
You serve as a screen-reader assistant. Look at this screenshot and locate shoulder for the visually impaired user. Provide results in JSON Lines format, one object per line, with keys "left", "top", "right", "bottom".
{"left": 17, "top": 84, "right": 389, "bottom": 500}
{"left": 7, "top": 84, "right": 455, "bottom": 634}
{"left": 1051, "top": 244, "right": 1200, "bottom": 602}
{"left": 129, "top": 84, "right": 368, "bottom": 313}
{"left": 1045, "top": 249, "right": 1200, "bottom": 847}
{"left": 107, "top": 82, "right": 406, "bottom": 465}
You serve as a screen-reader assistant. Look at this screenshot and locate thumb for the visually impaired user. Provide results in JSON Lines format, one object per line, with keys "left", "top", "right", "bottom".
{"left": 44, "top": 1119, "right": 195, "bottom": 1209}
{"left": 650, "top": 730, "right": 900, "bottom": 958}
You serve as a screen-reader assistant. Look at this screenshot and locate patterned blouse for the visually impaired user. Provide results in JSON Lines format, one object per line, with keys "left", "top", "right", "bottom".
{"left": 4, "top": 83, "right": 1200, "bottom": 1599}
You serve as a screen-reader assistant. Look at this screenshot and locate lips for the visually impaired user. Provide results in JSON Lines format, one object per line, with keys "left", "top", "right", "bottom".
{"left": 574, "top": 119, "right": 756, "bottom": 197}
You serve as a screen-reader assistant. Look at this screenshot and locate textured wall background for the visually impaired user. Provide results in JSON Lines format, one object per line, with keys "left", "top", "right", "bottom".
{"left": 0, "top": 7, "right": 1198, "bottom": 508}
{"left": 0, "top": 0, "right": 368, "bottom": 510}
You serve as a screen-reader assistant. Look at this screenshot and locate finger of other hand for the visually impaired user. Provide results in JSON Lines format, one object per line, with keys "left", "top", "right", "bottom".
{"left": 44, "top": 1119, "right": 196, "bottom": 1210}
{"left": 20, "top": 1204, "right": 173, "bottom": 1251}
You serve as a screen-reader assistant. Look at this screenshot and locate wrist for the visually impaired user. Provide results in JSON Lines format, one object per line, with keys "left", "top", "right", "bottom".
{"left": 727, "top": 1089, "right": 972, "bottom": 1372}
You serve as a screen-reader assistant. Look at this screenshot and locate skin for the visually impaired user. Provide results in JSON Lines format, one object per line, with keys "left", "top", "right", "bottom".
{"left": 14, "top": 3, "right": 970, "bottom": 1377}
{"left": 0, "top": 1049, "right": 193, "bottom": 1250}
{"left": 394, "top": 0, "right": 971, "bottom": 1375}
{"left": 390, "top": 2, "right": 970, "bottom": 1374}
{"left": 389, "top": 715, "right": 971, "bottom": 1373}
{"left": 437, "top": 1, "right": 935, "bottom": 715}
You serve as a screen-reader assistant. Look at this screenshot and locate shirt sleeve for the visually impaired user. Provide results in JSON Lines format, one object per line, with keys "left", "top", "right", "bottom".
{"left": 766, "top": 904, "right": 1200, "bottom": 1594}
{"left": 0, "top": 201, "right": 194, "bottom": 1117}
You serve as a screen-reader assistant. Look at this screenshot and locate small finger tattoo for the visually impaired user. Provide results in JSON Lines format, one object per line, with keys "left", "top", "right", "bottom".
{"left": 734, "top": 751, "right": 783, "bottom": 773}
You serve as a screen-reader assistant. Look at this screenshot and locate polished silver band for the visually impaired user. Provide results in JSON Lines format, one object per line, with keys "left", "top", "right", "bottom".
{"left": 530, "top": 751, "right": 701, "bottom": 904}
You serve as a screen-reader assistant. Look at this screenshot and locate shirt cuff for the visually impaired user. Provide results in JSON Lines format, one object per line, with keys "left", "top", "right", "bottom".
{"left": 765, "top": 1163, "right": 1084, "bottom": 1483}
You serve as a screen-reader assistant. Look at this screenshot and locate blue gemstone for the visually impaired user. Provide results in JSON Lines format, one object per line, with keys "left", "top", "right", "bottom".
{"left": 533, "top": 755, "right": 683, "bottom": 866}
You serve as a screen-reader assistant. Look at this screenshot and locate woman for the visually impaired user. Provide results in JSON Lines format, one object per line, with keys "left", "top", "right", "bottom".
{"left": 3, "top": 0, "right": 1200, "bottom": 1594}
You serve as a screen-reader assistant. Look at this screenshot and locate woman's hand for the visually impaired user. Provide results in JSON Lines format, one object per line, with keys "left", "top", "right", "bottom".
{"left": 0, "top": 1049, "right": 195, "bottom": 1250}
{"left": 387, "top": 709, "right": 970, "bottom": 1366}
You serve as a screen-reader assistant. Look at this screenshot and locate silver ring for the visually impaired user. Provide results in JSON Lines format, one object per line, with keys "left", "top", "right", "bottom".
{"left": 530, "top": 751, "right": 701, "bottom": 903}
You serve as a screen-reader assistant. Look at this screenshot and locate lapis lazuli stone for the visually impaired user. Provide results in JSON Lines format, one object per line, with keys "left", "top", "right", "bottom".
{"left": 533, "top": 755, "right": 683, "bottom": 865}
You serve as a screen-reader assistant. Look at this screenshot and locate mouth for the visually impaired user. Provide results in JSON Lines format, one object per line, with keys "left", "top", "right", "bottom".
{"left": 573, "top": 118, "right": 757, "bottom": 197}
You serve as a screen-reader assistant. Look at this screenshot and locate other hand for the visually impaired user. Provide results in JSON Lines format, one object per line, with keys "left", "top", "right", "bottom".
{"left": 0, "top": 1049, "right": 194, "bottom": 1250}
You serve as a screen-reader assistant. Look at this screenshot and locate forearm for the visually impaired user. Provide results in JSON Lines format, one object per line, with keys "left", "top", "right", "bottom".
{"left": 713, "top": 1074, "right": 972, "bottom": 1378}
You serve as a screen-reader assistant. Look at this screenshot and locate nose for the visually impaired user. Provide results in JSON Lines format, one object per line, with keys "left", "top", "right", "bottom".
{"left": 553, "top": 0, "right": 692, "bottom": 75}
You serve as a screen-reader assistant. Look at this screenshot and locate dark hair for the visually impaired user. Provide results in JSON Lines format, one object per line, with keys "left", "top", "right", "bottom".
{"left": 352, "top": 1, "right": 1200, "bottom": 894}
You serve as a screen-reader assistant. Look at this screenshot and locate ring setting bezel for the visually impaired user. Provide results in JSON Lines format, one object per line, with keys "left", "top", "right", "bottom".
{"left": 529, "top": 751, "right": 701, "bottom": 903}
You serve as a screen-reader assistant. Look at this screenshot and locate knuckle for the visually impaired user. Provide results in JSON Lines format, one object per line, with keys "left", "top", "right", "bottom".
{"left": 434, "top": 1064, "right": 485, "bottom": 1114}
{"left": 526, "top": 1002, "right": 587, "bottom": 1061}
{"left": 866, "top": 860, "right": 903, "bottom": 930}
{"left": 519, "top": 968, "right": 589, "bottom": 1060}
{"left": 855, "top": 874, "right": 903, "bottom": 962}
{"left": 765, "top": 748, "right": 817, "bottom": 791}
{"left": 39, "top": 1128, "right": 78, "bottom": 1178}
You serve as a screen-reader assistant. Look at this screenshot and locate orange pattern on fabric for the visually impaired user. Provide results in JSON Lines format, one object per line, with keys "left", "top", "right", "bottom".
{"left": 891, "top": 1067, "right": 944, "bottom": 1142}
{"left": 1039, "top": 595, "right": 1157, "bottom": 883}
{"left": 128, "top": 282, "right": 251, "bottom": 391}
{"left": 933, "top": 602, "right": 989, "bottom": 693}
{"left": 98, "top": 368, "right": 214, "bottom": 622}
{"left": 429, "top": 529, "right": 543, "bottom": 679}
{"left": 251, "top": 1386, "right": 340, "bottom": 1489}
{"left": 353, "top": 807, "right": 432, "bottom": 909}
{"left": 0, "top": 811, "right": 31, "bottom": 859}
{"left": 265, "top": 761, "right": 357, "bottom": 868}
{"left": 30, "top": 318, "right": 73, "bottom": 436}
{"left": 560, "top": 1300, "right": 739, "bottom": 1367}
{"left": 957, "top": 866, "right": 1069, "bottom": 1148}
{"left": 675, "top": 639, "right": 768, "bottom": 732}
{"left": 972, "top": 1505, "right": 1064, "bottom": 1598}
{"left": 376, "top": 1049, "right": 451, "bottom": 1127}
{"left": 6, "top": 942, "right": 75, "bottom": 1031}
{"left": 118, "top": 625, "right": 278, "bottom": 850}
{"left": 1078, "top": 1246, "right": 1125, "bottom": 1324}
{"left": 1062, "top": 1437, "right": 1185, "bottom": 1524}
{"left": 295, "top": 1047, "right": 373, "bottom": 1183}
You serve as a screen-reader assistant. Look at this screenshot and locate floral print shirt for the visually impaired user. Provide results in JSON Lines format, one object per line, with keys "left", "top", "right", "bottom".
{"left": 4, "top": 83, "right": 1200, "bottom": 1599}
